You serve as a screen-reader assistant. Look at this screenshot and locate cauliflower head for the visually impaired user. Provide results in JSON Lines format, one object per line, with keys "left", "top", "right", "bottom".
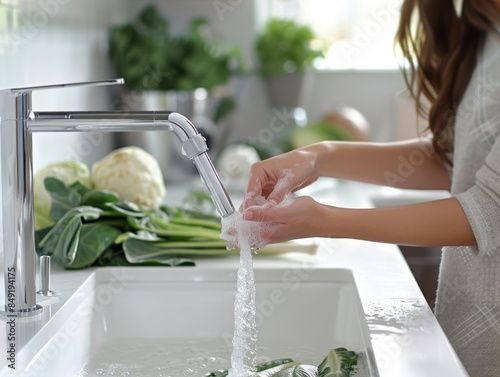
{"left": 34, "top": 160, "right": 92, "bottom": 229}
{"left": 91, "top": 146, "right": 166, "bottom": 208}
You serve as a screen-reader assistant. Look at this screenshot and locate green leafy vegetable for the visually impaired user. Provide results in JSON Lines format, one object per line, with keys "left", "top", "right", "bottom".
{"left": 35, "top": 176, "right": 319, "bottom": 269}
{"left": 272, "top": 364, "right": 317, "bottom": 377}
{"left": 69, "top": 180, "right": 92, "bottom": 197}
{"left": 317, "top": 348, "right": 358, "bottom": 377}
{"left": 81, "top": 189, "right": 121, "bottom": 210}
{"left": 104, "top": 201, "right": 147, "bottom": 217}
{"left": 44, "top": 177, "right": 83, "bottom": 221}
{"left": 126, "top": 215, "right": 221, "bottom": 240}
{"left": 177, "top": 188, "right": 220, "bottom": 222}
{"left": 205, "top": 358, "right": 297, "bottom": 377}
{"left": 206, "top": 349, "right": 359, "bottom": 377}
{"left": 254, "top": 359, "right": 297, "bottom": 373}
{"left": 67, "top": 223, "right": 122, "bottom": 269}
{"left": 37, "top": 206, "right": 103, "bottom": 267}
{"left": 121, "top": 233, "right": 228, "bottom": 264}
{"left": 33, "top": 160, "right": 92, "bottom": 229}
{"left": 35, "top": 177, "right": 229, "bottom": 269}
{"left": 250, "top": 361, "right": 301, "bottom": 377}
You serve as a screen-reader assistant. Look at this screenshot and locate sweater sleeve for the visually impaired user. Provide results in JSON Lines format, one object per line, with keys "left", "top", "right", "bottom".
{"left": 455, "top": 136, "right": 500, "bottom": 255}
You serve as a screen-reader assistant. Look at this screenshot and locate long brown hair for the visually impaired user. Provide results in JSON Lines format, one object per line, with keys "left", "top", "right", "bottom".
{"left": 396, "top": 0, "right": 500, "bottom": 164}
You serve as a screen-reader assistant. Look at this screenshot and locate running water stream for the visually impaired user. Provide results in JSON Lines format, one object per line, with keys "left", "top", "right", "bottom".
{"left": 222, "top": 212, "right": 258, "bottom": 376}
{"left": 221, "top": 171, "right": 295, "bottom": 376}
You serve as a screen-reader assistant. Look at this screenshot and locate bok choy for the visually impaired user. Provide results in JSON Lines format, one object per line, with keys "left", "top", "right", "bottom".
{"left": 35, "top": 177, "right": 225, "bottom": 269}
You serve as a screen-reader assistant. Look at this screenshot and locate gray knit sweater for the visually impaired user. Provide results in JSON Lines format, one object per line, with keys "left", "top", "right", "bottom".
{"left": 435, "top": 31, "right": 500, "bottom": 377}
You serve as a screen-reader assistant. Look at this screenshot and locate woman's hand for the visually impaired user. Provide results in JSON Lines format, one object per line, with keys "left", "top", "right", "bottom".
{"left": 243, "top": 146, "right": 322, "bottom": 210}
{"left": 242, "top": 195, "right": 326, "bottom": 244}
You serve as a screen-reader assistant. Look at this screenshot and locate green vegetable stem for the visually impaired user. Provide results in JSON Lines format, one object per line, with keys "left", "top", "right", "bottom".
{"left": 35, "top": 177, "right": 226, "bottom": 269}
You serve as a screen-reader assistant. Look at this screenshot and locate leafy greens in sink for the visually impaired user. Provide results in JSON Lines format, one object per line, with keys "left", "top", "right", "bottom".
{"left": 205, "top": 348, "right": 360, "bottom": 377}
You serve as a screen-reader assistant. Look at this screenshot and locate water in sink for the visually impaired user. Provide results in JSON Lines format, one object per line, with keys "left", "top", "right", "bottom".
{"left": 79, "top": 337, "right": 370, "bottom": 377}
{"left": 78, "top": 338, "right": 230, "bottom": 376}
{"left": 7, "top": 267, "right": 374, "bottom": 377}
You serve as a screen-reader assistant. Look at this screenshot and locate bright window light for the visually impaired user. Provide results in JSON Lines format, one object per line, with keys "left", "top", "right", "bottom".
{"left": 261, "top": 0, "right": 404, "bottom": 70}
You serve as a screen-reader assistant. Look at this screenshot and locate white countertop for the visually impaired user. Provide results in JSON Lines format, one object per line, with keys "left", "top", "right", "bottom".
{"left": 0, "top": 178, "right": 468, "bottom": 376}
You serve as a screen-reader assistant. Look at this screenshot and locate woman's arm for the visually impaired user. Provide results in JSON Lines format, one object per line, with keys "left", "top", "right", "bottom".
{"left": 319, "top": 197, "right": 475, "bottom": 247}
{"left": 244, "top": 196, "right": 476, "bottom": 247}
{"left": 313, "top": 137, "right": 451, "bottom": 190}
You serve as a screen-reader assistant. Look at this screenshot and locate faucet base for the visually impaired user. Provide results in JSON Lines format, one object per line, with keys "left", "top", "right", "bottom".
{"left": 0, "top": 304, "right": 43, "bottom": 317}
{"left": 37, "top": 290, "right": 56, "bottom": 297}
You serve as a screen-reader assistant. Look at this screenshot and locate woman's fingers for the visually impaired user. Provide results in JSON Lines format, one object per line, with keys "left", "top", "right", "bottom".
{"left": 243, "top": 195, "right": 296, "bottom": 222}
{"left": 243, "top": 177, "right": 263, "bottom": 210}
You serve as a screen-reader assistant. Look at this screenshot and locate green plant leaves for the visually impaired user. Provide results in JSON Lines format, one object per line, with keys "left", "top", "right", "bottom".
{"left": 67, "top": 223, "right": 122, "bottom": 269}
{"left": 35, "top": 177, "right": 231, "bottom": 269}
{"left": 255, "top": 19, "right": 325, "bottom": 76}
{"left": 81, "top": 189, "right": 121, "bottom": 209}
{"left": 44, "top": 177, "right": 82, "bottom": 221}
{"left": 37, "top": 206, "right": 103, "bottom": 268}
{"left": 205, "top": 348, "right": 359, "bottom": 377}
{"left": 317, "top": 348, "right": 359, "bottom": 377}
{"left": 108, "top": 5, "right": 246, "bottom": 91}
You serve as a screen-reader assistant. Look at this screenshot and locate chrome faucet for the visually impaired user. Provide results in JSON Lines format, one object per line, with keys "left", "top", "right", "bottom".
{"left": 0, "top": 79, "right": 235, "bottom": 317}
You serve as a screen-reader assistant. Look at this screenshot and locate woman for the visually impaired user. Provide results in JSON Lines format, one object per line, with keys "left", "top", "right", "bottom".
{"left": 240, "top": 1, "right": 500, "bottom": 376}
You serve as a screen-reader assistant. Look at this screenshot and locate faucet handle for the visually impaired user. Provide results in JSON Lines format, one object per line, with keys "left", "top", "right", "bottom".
{"left": 37, "top": 255, "right": 56, "bottom": 297}
{"left": 8, "top": 78, "right": 124, "bottom": 93}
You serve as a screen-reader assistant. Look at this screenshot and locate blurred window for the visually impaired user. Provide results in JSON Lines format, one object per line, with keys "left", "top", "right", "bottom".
{"left": 0, "top": 0, "right": 21, "bottom": 54}
{"left": 261, "top": 0, "right": 403, "bottom": 70}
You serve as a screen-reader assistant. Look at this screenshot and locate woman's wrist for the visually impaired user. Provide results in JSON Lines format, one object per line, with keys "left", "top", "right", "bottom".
{"left": 312, "top": 202, "right": 343, "bottom": 238}
{"left": 301, "top": 142, "right": 336, "bottom": 178}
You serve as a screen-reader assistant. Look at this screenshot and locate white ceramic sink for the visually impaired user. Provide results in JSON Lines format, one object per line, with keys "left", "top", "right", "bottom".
{"left": 5, "top": 266, "right": 376, "bottom": 377}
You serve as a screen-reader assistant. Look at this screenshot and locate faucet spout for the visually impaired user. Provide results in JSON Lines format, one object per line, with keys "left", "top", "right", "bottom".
{"left": 0, "top": 80, "right": 235, "bottom": 317}
{"left": 27, "top": 110, "right": 235, "bottom": 218}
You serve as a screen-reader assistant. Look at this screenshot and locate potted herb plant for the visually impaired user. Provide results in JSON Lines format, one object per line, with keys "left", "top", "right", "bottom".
{"left": 255, "top": 18, "right": 324, "bottom": 109}
{"left": 108, "top": 4, "right": 247, "bottom": 177}
{"left": 108, "top": 4, "right": 245, "bottom": 93}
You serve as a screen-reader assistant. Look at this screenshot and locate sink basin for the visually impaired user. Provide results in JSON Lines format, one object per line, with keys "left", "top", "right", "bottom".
{"left": 6, "top": 267, "right": 375, "bottom": 376}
